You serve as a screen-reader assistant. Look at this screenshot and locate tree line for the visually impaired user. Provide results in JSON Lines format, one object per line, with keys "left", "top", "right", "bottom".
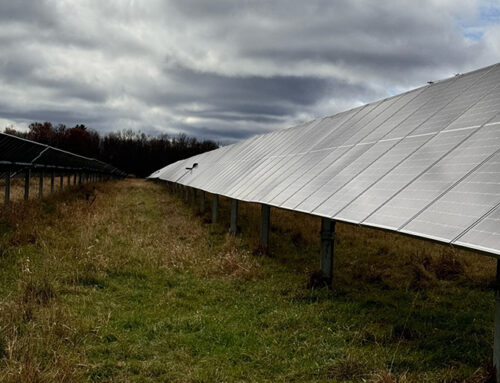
{"left": 3, "top": 122, "right": 219, "bottom": 177}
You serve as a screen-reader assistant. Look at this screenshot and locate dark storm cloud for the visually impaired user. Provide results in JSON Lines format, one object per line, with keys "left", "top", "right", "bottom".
{"left": 0, "top": 0, "right": 499, "bottom": 142}
{"left": 148, "top": 63, "right": 381, "bottom": 126}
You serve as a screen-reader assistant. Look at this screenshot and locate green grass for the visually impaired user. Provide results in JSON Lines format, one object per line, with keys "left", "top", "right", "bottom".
{"left": 0, "top": 179, "right": 497, "bottom": 382}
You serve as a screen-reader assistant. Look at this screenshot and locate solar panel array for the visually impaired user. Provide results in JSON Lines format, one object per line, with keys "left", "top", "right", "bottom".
{"left": 0, "top": 132, "right": 126, "bottom": 177}
{"left": 150, "top": 62, "right": 500, "bottom": 256}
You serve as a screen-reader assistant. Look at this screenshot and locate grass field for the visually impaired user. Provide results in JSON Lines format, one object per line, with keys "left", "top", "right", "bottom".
{"left": 0, "top": 179, "right": 497, "bottom": 382}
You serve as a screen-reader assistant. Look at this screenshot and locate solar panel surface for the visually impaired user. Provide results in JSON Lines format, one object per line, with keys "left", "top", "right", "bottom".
{"left": 150, "top": 62, "right": 500, "bottom": 256}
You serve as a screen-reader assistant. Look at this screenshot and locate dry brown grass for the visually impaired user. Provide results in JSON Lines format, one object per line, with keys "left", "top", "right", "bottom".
{"left": 0, "top": 179, "right": 497, "bottom": 382}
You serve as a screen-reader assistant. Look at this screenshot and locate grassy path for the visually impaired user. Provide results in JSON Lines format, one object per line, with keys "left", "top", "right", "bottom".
{"left": 0, "top": 179, "right": 497, "bottom": 382}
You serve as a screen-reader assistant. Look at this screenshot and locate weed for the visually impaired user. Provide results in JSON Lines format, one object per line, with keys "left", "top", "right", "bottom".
{"left": 328, "top": 353, "right": 369, "bottom": 380}
{"left": 25, "top": 279, "right": 55, "bottom": 305}
{"left": 434, "top": 250, "right": 465, "bottom": 281}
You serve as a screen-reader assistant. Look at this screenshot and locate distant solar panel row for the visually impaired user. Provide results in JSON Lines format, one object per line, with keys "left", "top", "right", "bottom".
{"left": 0, "top": 133, "right": 126, "bottom": 177}
{"left": 150, "top": 62, "right": 500, "bottom": 256}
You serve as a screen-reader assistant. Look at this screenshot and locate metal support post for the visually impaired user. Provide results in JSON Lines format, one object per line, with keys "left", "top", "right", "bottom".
{"left": 50, "top": 171, "right": 55, "bottom": 194}
{"left": 320, "top": 218, "right": 336, "bottom": 287}
{"left": 67, "top": 173, "right": 71, "bottom": 185}
{"left": 24, "top": 168, "right": 30, "bottom": 201}
{"left": 4, "top": 170, "right": 11, "bottom": 204}
{"left": 39, "top": 171, "right": 44, "bottom": 199}
{"left": 230, "top": 199, "right": 238, "bottom": 234}
{"left": 78, "top": 171, "right": 82, "bottom": 185}
{"left": 494, "top": 259, "right": 500, "bottom": 382}
{"left": 200, "top": 191, "right": 206, "bottom": 213}
{"left": 260, "top": 204, "right": 270, "bottom": 249}
{"left": 212, "top": 194, "right": 219, "bottom": 223}
{"left": 73, "top": 173, "right": 77, "bottom": 185}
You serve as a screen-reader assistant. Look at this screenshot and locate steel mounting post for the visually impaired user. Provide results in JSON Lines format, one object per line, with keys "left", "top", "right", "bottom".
{"left": 260, "top": 204, "right": 271, "bottom": 249}
{"left": 230, "top": 199, "right": 238, "bottom": 234}
{"left": 24, "top": 168, "right": 30, "bottom": 201}
{"left": 39, "top": 171, "right": 44, "bottom": 199}
{"left": 4, "top": 170, "right": 11, "bottom": 204}
{"left": 200, "top": 191, "right": 206, "bottom": 214}
{"left": 494, "top": 259, "right": 500, "bottom": 382}
{"left": 212, "top": 194, "right": 219, "bottom": 223}
{"left": 320, "top": 218, "right": 336, "bottom": 287}
{"left": 50, "top": 170, "right": 55, "bottom": 194}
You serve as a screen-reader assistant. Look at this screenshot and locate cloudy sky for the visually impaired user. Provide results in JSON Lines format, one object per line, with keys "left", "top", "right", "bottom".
{"left": 0, "top": 0, "right": 499, "bottom": 143}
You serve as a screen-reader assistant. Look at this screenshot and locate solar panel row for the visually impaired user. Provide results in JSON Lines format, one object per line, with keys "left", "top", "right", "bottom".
{"left": 150, "top": 62, "right": 500, "bottom": 256}
{"left": 0, "top": 132, "right": 126, "bottom": 177}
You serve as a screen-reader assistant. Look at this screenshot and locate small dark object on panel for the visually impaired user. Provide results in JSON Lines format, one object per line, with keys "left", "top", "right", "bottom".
{"left": 186, "top": 163, "right": 199, "bottom": 171}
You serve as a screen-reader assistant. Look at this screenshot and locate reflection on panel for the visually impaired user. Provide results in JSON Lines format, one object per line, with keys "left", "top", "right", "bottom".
{"left": 385, "top": 65, "right": 493, "bottom": 139}
{"left": 278, "top": 147, "right": 352, "bottom": 209}
{"left": 402, "top": 144, "right": 500, "bottom": 241}
{"left": 335, "top": 130, "right": 464, "bottom": 224}
{"left": 261, "top": 110, "right": 375, "bottom": 204}
{"left": 284, "top": 145, "right": 370, "bottom": 210}
{"left": 302, "top": 140, "right": 396, "bottom": 215}
{"left": 312, "top": 101, "right": 384, "bottom": 151}
{"left": 363, "top": 128, "right": 481, "bottom": 229}
{"left": 238, "top": 120, "right": 326, "bottom": 200}
{"left": 268, "top": 150, "right": 333, "bottom": 206}
{"left": 360, "top": 87, "right": 429, "bottom": 143}
{"left": 409, "top": 65, "right": 500, "bottom": 136}
{"left": 322, "top": 135, "right": 430, "bottom": 219}
{"left": 342, "top": 92, "right": 410, "bottom": 145}
{"left": 217, "top": 130, "right": 290, "bottom": 195}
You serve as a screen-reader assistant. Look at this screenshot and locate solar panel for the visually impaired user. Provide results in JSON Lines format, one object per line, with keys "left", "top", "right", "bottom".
{"left": 152, "top": 62, "right": 500, "bottom": 256}
{"left": 336, "top": 65, "right": 500, "bottom": 226}
{"left": 316, "top": 134, "right": 432, "bottom": 220}
{"left": 0, "top": 133, "right": 125, "bottom": 177}
{"left": 454, "top": 202, "right": 500, "bottom": 255}
{"left": 402, "top": 135, "right": 500, "bottom": 242}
